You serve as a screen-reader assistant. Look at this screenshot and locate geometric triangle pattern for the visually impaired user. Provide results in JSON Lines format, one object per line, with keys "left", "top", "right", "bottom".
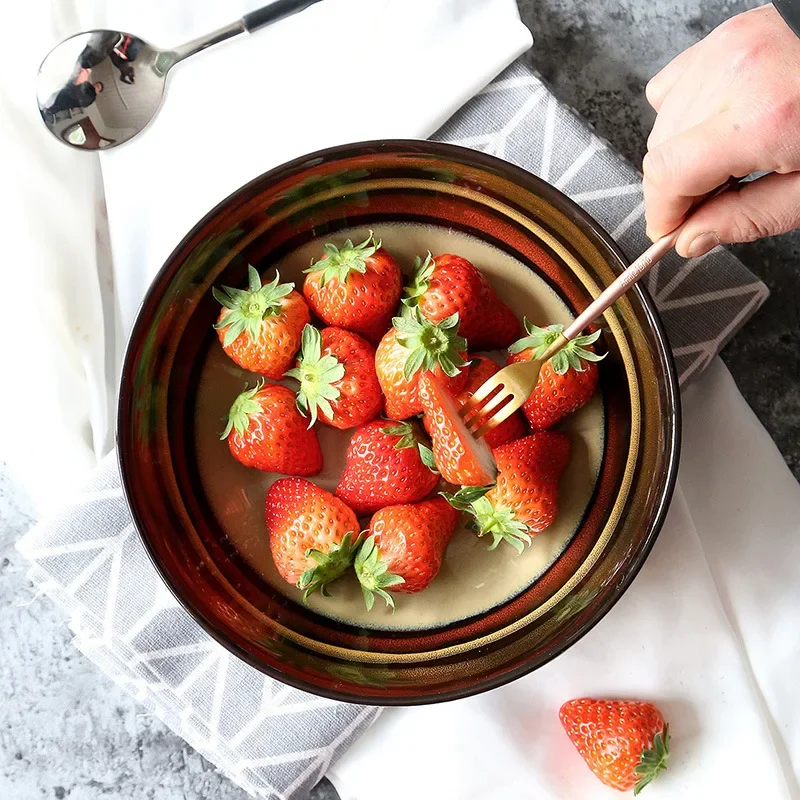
{"left": 434, "top": 61, "right": 769, "bottom": 386}
{"left": 17, "top": 60, "right": 767, "bottom": 799}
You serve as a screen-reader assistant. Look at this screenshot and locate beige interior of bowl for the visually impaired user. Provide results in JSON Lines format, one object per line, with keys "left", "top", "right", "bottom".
{"left": 193, "top": 223, "right": 604, "bottom": 631}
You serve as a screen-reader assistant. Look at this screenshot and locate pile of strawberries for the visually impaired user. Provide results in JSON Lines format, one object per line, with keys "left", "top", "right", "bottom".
{"left": 214, "top": 233, "right": 604, "bottom": 610}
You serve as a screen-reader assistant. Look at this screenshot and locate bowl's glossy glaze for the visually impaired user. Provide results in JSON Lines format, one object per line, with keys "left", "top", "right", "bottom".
{"left": 118, "top": 141, "right": 680, "bottom": 705}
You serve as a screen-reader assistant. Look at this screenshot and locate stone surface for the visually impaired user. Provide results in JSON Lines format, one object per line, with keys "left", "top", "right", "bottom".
{"left": 3, "top": 1, "right": 799, "bottom": 799}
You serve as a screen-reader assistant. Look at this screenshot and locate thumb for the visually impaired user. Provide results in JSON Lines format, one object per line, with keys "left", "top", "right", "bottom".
{"left": 674, "top": 171, "right": 800, "bottom": 257}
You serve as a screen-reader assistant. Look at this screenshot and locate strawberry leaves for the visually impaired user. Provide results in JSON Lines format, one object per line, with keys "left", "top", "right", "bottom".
{"left": 443, "top": 488, "right": 532, "bottom": 554}
{"left": 220, "top": 380, "right": 265, "bottom": 439}
{"left": 508, "top": 320, "right": 606, "bottom": 376}
{"left": 381, "top": 422, "right": 438, "bottom": 473}
{"left": 304, "top": 231, "right": 380, "bottom": 287}
{"left": 213, "top": 267, "right": 294, "bottom": 347}
{"left": 633, "top": 725, "right": 670, "bottom": 796}
{"left": 354, "top": 535, "right": 406, "bottom": 611}
{"left": 285, "top": 325, "right": 346, "bottom": 426}
{"left": 297, "top": 531, "right": 362, "bottom": 601}
{"left": 392, "top": 307, "right": 468, "bottom": 381}
{"left": 402, "top": 251, "right": 436, "bottom": 306}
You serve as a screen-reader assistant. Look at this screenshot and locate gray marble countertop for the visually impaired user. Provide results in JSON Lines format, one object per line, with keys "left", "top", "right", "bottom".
{"left": 3, "top": 1, "right": 797, "bottom": 798}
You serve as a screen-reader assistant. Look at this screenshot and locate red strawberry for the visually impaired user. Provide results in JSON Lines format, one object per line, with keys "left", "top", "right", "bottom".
{"left": 559, "top": 699, "right": 669, "bottom": 794}
{"left": 285, "top": 324, "right": 382, "bottom": 429}
{"left": 214, "top": 266, "right": 310, "bottom": 379}
{"left": 222, "top": 382, "right": 322, "bottom": 476}
{"left": 355, "top": 498, "right": 460, "bottom": 608}
{"left": 445, "top": 432, "right": 570, "bottom": 552}
{"left": 265, "top": 478, "right": 360, "bottom": 597}
{"left": 403, "top": 253, "right": 521, "bottom": 349}
{"left": 507, "top": 321, "right": 605, "bottom": 430}
{"left": 458, "top": 355, "right": 528, "bottom": 448}
{"left": 419, "top": 373, "right": 496, "bottom": 487}
{"left": 303, "top": 232, "right": 402, "bottom": 343}
{"left": 335, "top": 419, "right": 439, "bottom": 515}
{"left": 375, "top": 308, "right": 469, "bottom": 420}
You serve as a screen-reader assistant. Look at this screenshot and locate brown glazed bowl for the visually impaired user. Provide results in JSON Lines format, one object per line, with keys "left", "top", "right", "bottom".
{"left": 118, "top": 140, "right": 680, "bottom": 705}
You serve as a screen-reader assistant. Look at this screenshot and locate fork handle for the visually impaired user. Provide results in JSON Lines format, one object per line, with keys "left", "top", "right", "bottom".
{"left": 562, "top": 178, "right": 740, "bottom": 342}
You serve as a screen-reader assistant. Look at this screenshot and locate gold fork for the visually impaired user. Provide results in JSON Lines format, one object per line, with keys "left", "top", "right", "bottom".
{"left": 459, "top": 180, "right": 739, "bottom": 439}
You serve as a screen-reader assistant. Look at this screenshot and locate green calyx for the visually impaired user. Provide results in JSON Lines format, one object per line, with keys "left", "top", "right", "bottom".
{"left": 220, "top": 380, "right": 265, "bottom": 440}
{"left": 392, "top": 307, "right": 468, "bottom": 382}
{"left": 354, "top": 535, "right": 405, "bottom": 611}
{"left": 402, "top": 252, "right": 436, "bottom": 306}
{"left": 633, "top": 725, "right": 670, "bottom": 795}
{"left": 285, "top": 325, "right": 346, "bottom": 427}
{"left": 304, "top": 231, "right": 380, "bottom": 287}
{"left": 297, "top": 531, "right": 362, "bottom": 601}
{"left": 381, "top": 422, "right": 438, "bottom": 473}
{"left": 443, "top": 488, "right": 531, "bottom": 554}
{"left": 507, "top": 320, "right": 606, "bottom": 376}
{"left": 213, "top": 266, "right": 294, "bottom": 348}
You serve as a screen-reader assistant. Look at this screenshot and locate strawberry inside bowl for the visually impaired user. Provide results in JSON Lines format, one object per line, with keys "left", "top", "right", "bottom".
{"left": 118, "top": 141, "right": 679, "bottom": 705}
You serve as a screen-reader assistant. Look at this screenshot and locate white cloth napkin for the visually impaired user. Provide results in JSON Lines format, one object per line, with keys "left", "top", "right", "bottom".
{"left": 0, "top": 0, "right": 532, "bottom": 514}
{"left": 329, "top": 357, "right": 800, "bottom": 799}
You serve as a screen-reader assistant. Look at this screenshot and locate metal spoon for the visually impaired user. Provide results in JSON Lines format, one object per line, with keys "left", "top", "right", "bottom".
{"left": 36, "top": 0, "right": 321, "bottom": 151}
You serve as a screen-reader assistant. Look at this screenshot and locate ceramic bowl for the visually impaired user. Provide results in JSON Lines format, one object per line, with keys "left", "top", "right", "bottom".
{"left": 118, "top": 140, "right": 680, "bottom": 705}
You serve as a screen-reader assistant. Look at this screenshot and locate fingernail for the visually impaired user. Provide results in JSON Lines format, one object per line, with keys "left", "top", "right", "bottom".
{"left": 687, "top": 232, "right": 720, "bottom": 258}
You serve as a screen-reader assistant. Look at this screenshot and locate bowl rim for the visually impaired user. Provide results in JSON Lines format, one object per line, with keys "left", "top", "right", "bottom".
{"left": 118, "top": 139, "right": 681, "bottom": 705}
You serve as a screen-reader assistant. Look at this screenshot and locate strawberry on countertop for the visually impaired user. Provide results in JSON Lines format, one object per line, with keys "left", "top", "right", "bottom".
{"left": 355, "top": 497, "right": 460, "bottom": 609}
{"left": 265, "top": 477, "right": 360, "bottom": 598}
{"left": 285, "top": 324, "right": 382, "bottom": 429}
{"left": 375, "top": 308, "right": 469, "bottom": 420}
{"left": 508, "top": 320, "right": 605, "bottom": 431}
{"left": 403, "top": 253, "right": 521, "bottom": 350}
{"left": 222, "top": 382, "right": 322, "bottom": 477}
{"left": 334, "top": 419, "right": 439, "bottom": 516}
{"left": 445, "top": 431, "right": 570, "bottom": 553}
{"left": 303, "top": 232, "right": 403, "bottom": 344}
{"left": 214, "top": 266, "right": 310, "bottom": 379}
{"left": 560, "top": 698, "right": 669, "bottom": 794}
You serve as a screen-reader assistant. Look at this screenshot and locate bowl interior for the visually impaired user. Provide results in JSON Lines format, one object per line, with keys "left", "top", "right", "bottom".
{"left": 118, "top": 141, "right": 679, "bottom": 704}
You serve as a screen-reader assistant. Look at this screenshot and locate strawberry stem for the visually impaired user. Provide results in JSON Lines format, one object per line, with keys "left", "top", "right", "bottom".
{"left": 392, "top": 307, "right": 468, "bottom": 381}
{"left": 285, "top": 325, "right": 345, "bottom": 427}
{"left": 297, "top": 531, "right": 362, "bottom": 601}
{"left": 402, "top": 252, "right": 436, "bottom": 306}
{"left": 213, "top": 267, "right": 294, "bottom": 348}
{"left": 354, "top": 535, "right": 406, "bottom": 611}
{"left": 220, "top": 380, "right": 265, "bottom": 440}
{"left": 304, "top": 231, "right": 380, "bottom": 287}
{"left": 633, "top": 724, "right": 670, "bottom": 795}
{"left": 448, "top": 493, "right": 532, "bottom": 554}
{"left": 508, "top": 319, "right": 606, "bottom": 376}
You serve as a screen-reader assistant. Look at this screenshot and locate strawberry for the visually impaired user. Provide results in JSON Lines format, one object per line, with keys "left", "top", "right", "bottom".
{"left": 375, "top": 308, "right": 469, "bottom": 420}
{"left": 355, "top": 497, "right": 460, "bottom": 608}
{"left": 507, "top": 321, "right": 605, "bottom": 430}
{"left": 403, "top": 253, "right": 521, "bottom": 349}
{"left": 458, "top": 355, "right": 528, "bottom": 448}
{"left": 222, "top": 382, "right": 322, "bottom": 476}
{"left": 418, "top": 373, "right": 496, "bottom": 487}
{"left": 303, "top": 232, "right": 403, "bottom": 343}
{"left": 559, "top": 699, "right": 669, "bottom": 794}
{"left": 445, "top": 432, "right": 570, "bottom": 552}
{"left": 265, "top": 478, "right": 361, "bottom": 597}
{"left": 285, "top": 324, "right": 382, "bottom": 429}
{"left": 213, "top": 266, "right": 310, "bottom": 379}
{"left": 334, "top": 419, "right": 439, "bottom": 516}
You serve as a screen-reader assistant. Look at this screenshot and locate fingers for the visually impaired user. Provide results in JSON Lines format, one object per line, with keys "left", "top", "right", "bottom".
{"left": 674, "top": 171, "right": 800, "bottom": 256}
{"left": 645, "top": 41, "right": 702, "bottom": 112}
{"left": 643, "top": 109, "right": 763, "bottom": 239}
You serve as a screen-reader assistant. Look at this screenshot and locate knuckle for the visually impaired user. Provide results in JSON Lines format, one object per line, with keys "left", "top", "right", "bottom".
{"left": 730, "top": 202, "right": 782, "bottom": 242}
{"left": 642, "top": 147, "right": 669, "bottom": 186}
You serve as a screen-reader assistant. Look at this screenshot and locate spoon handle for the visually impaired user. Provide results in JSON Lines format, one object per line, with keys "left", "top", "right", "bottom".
{"left": 243, "top": 0, "right": 323, "bottom": 33}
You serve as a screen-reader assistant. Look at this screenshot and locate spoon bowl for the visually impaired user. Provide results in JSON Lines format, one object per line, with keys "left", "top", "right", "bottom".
{"left": 37, "top": 30, "right": 170, "bottom": 150}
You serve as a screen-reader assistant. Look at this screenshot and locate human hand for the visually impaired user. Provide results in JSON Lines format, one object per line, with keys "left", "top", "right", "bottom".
{"left": 643, "top": 3, "right": 800, "bottom": 256}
